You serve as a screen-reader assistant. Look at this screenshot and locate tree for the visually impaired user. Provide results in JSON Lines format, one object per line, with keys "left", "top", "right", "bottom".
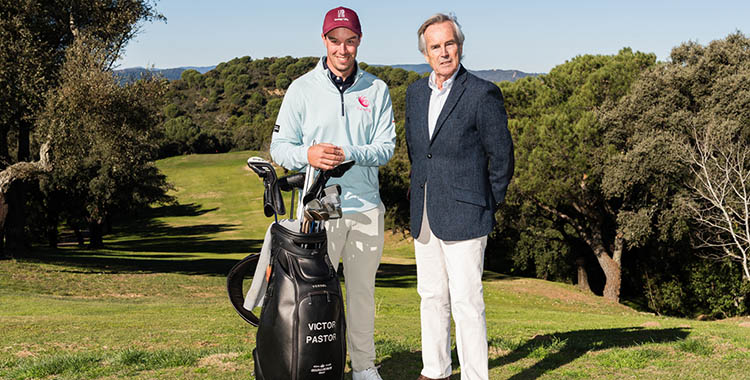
{"left": 37, "top": 35, "right": 172, "bottom": 248}
{"left": 0, "top": 0, "right": 164, "bottom": 253}
{"left": 502, "top": 49, "right": 657, "bottom": 301}
{"left": 601, "top": 32, "right": 750, "bottom": 315}
{"left": 1, "top": 0, "right": 163, "bottom": 164}
{"left": 685, "top": 127, "right": 750, "bottom": 282}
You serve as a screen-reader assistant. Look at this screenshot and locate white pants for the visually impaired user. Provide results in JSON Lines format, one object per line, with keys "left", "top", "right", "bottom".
{"left": 415, "top": 203, "right": 488, "bottom": 380}
{"left": 325, "top": 203, "right": 385, "bottom": 372}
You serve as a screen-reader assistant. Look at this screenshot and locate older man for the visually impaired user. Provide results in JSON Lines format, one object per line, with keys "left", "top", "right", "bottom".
{"left": 270, "top": 6, "right": 396, "bottom": 380}
{"left": 404, "top": 13, "right": 514, "bottom": 380}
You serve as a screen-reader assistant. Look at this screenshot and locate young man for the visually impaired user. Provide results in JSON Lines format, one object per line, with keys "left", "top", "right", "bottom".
{"left": 404, "top": 13, "right": 515, "bottom": 380}
{"left": 270, "top": 6, "right": 396, "bottom": 380}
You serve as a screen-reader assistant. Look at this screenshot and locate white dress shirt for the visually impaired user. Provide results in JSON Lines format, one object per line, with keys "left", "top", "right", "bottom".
{"left": 427, "top": 69, "right": 459, "bottom": 140}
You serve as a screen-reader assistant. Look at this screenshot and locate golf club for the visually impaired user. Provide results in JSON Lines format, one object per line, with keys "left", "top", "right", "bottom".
{"left": 302, "top": 160, "right": 355, "bottom": 205}
{"left": 247, "top": 157, "right": 285, "bottom": 222}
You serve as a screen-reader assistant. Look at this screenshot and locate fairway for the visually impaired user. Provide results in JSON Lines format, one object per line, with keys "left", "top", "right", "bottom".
{"left": 1, "top": 151, "right": 750, "bottom": 379}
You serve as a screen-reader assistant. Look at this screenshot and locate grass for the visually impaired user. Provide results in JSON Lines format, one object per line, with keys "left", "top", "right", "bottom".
{"left": 2, "top": 150, "right": 750, "bottom": 379}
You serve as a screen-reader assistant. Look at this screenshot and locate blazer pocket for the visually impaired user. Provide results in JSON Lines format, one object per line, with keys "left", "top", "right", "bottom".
{"left": 452, "top": 185, "right": 487, "bottom": 207}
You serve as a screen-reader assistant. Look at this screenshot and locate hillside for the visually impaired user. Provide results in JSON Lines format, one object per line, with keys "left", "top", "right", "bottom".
{"left": 386, "top": 63, "right": 541, "bottom": 82}
{"left": 146, "top": 56, "right": 423, "bottom": 158}
{"left": 116, "top": 62, "right": 539, "bottom": 85}
{"left": 122, "top": 56, "right": 539, "bottom": 161}
{"left": 1, "top": 150, "right": 749, "bottom": 379}
{"left": 115, "top": 65, "right": 216, "bottom": 83}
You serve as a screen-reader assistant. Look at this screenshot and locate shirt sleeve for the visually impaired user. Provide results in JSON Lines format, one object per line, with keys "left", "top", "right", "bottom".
{"left": 477, "top": 83, "right": 515, "bottom": 205}
{"left": 340, "top": 84, "right": 396, "bottom": 167}
{"left": 270, "top": 84, "right": 310, "bottom": 171}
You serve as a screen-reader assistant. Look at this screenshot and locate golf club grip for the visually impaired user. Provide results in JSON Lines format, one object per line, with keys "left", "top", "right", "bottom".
{"left": 278, "top": 173, "right": 306, "bottom": 192}
{"left": 226, "top": 253, "right": 261, "bottom": 327}
{"left": 302, "top": 160, "right": 355, "bottom": 205}
{"left": 329, "top": 160, "right": 355, "bottom": 178}
{"left": 302, "top": 173, "right": 326, "bottom": 205}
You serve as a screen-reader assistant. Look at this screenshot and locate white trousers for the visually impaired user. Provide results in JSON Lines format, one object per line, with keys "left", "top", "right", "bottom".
{"left": 415, "top": 202, "right": 488, "bottom": 380}
{"left": 325, "top": 203, "right": 385, "bottom": 372}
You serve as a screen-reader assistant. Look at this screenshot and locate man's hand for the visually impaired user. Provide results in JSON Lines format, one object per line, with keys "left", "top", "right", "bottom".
{"left": 307, "top": 143, "right": 345, "bottom": 170}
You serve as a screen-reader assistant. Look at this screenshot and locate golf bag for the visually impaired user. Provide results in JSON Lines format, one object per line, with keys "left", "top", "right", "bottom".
{"left": 227, "top": 157, "right": 353, "bottom": 380}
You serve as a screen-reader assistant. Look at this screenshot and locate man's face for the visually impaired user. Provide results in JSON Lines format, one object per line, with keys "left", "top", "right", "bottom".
{"left": 422, "top": 21, "right": 461, "bottom": 81}
{"left": 322, "top": 27, "right": 360, "bottom": 78}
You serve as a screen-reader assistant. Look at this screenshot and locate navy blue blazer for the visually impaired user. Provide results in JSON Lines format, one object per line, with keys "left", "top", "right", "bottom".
{"left": 405, "top": 66, "right": 514, "bottom": 241}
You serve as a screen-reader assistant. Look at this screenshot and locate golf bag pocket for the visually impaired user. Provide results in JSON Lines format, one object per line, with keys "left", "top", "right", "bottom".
{"left": 297, "top": 291, "right": 344, "bottom": 378}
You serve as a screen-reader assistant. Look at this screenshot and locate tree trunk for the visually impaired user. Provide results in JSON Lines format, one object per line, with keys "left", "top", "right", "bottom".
{"left": 585, "top": 228, "right": 622, "bottom": 302}
{"left": 47, "top": 208, "right": 58, "bottom": 248}
{"left": 73, "top": 226, "right": 85, "bottom": 247}
{"left": 594, "top": 248, "right": 621, "bottom": 301}
{"left": 89, "top": 221, "right": 103, "bottom": 249}
{"left": 17, "top": 119, "right": 30, "bottom": 162}
{"left": 4, "top": 184, "right": 28, "bottom": 255}
{"left": 0, "top": 142, "right": 52, "bottom": 255}
{"left": 0, "top": 193, "right": 7, "bottom": 257}
{"left": 0, "top": 124, "right": 9, "bottom": 169}
{"left": 576, "top": 257, "right": 591, "bottom": 292}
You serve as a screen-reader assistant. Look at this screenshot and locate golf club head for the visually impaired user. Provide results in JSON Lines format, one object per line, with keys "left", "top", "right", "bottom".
{"left": 302, "top": 160, "right": 355, "bottom": 205}
{"left": 246, "top": 157, "right": 285, "bottom": 217}
{"left": 323, "top": 184, "right": 341, "bottom": 196}
{"left": 247, "top": 157, "right": 274, "bottom": 178}
{"left": 305, "top": 199, "right": 329, "bottom": 221}
{"left": 320, "top": 193, "right": 342, "bottom": 219}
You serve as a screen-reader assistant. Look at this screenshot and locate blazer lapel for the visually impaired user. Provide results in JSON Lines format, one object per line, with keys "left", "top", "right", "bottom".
{"left": 430, "top": 66, "right": 467, "bottom": 144}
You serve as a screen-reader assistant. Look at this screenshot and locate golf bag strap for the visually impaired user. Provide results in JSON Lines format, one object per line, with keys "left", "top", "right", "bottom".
{"left": 226, "top": 223, "right": 274, "bottom": 326}
{"left": 227, "top": 253, "right": 261, "bottom": 326}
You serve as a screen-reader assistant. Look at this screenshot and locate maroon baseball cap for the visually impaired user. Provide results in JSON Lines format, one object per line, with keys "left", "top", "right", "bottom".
{"left": 322, "top": 6, "right": 361, "bottom": 37}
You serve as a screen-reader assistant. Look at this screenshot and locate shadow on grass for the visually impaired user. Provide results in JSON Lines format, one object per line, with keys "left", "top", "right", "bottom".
{"left": 375, "top": 327, "right": 690, "bottom": 379}
{"left": 30, "top": 202, "right": 264, "bottom": 276}
{"left": 376, "top": 349, "right": 424, "bottom": 379}
{"left": 375, "top": 263, "right": 417, "bottom": 288}
{"left": 491, "top": 327, "right": 691, "bottom": 379}
{"left": 24, "top": 246, "right": 261, "bottom": 276}
{"left": 373, "top": 265, "right": 515, "bottom": 289}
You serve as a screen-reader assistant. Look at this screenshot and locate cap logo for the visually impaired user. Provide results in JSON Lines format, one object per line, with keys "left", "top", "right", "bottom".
{"left": 338, "top": 9, "right": 346, "bottom": 18}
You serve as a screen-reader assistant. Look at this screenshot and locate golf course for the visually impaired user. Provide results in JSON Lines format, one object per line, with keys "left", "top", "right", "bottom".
{"left": 2, "top": 150, "right": 749, "bottom": 379}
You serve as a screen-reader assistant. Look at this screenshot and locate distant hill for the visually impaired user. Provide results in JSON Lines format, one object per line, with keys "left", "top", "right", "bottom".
{"left": 116, "top": 63, "right": 540, "bottom": 84}
{"left": 385, "top": 63, "right": 541, "bottom": 83}
{"left": 115, "top": 66, "right": 215, "bottom": 84}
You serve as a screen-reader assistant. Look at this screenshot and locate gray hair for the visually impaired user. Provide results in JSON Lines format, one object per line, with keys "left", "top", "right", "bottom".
{"left": 417, "top": 13, "right": 465, "bottom": 54}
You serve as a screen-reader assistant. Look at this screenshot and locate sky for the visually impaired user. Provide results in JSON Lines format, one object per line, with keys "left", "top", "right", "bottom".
{"left": 117, "top": 0, "right": 750, "bottom": 74}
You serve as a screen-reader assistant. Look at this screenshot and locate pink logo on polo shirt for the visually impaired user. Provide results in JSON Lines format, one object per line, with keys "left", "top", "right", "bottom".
{"left": 358, "top": 96, "right": 370, "bottom": 108}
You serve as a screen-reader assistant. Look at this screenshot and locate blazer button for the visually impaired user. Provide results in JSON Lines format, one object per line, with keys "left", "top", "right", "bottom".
{"left": 427, "top": 153, "right": 432, "bottom": 159}
{"left": 420, "top": 183, "right": 424, "bottom": 189}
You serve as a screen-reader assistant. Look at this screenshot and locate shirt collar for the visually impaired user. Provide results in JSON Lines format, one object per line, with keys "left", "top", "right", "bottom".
{"left": 428, "top": 68, "right": 459, "bottom": 92}
{"left": 322, "top": 56, "right": 357, "bottom": 90}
